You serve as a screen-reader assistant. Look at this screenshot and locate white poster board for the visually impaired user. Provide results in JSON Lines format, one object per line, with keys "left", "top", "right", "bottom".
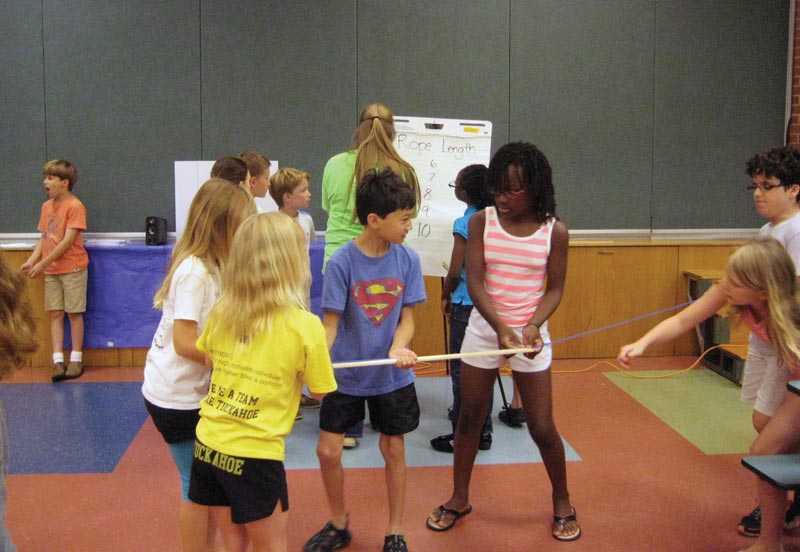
{"left": 174, "top": 161, "right": 279, "bottom": 237}
{"left": 393, "top": 117, "right": 492, "bottom": 277}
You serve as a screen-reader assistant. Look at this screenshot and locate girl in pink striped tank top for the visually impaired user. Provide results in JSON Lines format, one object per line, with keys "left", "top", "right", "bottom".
{"left": 426, "top": 142, "right": 580, "bottom": 541}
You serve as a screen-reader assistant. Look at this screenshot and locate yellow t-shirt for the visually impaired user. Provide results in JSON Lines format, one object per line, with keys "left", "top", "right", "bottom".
{"left": 196, "top": 308, "right": 337, "bottom": 461}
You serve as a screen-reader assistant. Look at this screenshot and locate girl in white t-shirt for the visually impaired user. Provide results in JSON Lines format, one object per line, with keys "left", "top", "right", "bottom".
{"left": 142, "top": 178, "right": 255, "bottom": 552}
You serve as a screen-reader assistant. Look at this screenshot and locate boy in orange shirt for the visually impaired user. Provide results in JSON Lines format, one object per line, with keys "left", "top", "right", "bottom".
{"left": 22, "top": 160, "right": 89, "bottom": 382}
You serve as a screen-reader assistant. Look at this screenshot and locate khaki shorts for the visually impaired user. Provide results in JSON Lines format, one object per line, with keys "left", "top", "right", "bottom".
{"left": 44, "top": 270, "right": 88, "bottom": 313}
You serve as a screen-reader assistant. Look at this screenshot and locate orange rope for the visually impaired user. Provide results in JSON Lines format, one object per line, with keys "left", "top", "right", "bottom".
{"left": 412, "top": 344, "right": 748, "bottom": 380}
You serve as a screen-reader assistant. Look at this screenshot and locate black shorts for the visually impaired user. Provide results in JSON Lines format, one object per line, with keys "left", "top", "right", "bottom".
{"left": 319, "top": 382, "right": 420, "bottom": 436}
{"left": 188, "top": 440, "right": 288, "bottom": 525}
{"left": 144, "top": 399, "right": 199, "bottom": 444}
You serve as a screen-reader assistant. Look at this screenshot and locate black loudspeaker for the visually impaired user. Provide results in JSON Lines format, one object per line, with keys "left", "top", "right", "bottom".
{"left": 145, "top": 216, "right": 167, "bottom": 245}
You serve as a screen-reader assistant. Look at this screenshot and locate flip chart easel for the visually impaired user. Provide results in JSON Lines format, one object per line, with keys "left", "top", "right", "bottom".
{"left": 393, "top": 116, "right": 492, "bottom": 276}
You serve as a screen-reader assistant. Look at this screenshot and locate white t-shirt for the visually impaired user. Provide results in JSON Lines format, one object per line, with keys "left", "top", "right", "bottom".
{"left": 758, "top": 211, "right": 800, "bottom": 273}
{"left": 142, "top": 256, "right": 220, "bottom": 410}
{"left": 295, "top": 211, "right": 316, "bottom": 246}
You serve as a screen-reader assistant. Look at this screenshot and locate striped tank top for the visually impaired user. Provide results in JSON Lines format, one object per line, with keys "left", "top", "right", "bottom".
{"left": 483, "top": 207, "right": 554, "bottom": 326}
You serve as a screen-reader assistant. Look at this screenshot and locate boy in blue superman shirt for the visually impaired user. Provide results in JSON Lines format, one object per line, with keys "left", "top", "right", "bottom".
{"left": 304, "top": 169, "right": 426, "bottom": 552}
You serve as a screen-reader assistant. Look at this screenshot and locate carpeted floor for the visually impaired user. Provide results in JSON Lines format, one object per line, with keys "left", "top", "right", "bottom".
{"left": 604, "top": 368, "right": 757, "bottom": 454}
{"left": 0, "top": 375, "right": 578, "bottom": 475}
{"left": 5, "top": 358, "right": 799, "bottom": 552}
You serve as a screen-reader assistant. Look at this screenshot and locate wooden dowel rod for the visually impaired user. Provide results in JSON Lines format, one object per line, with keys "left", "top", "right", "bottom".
{"left": 332, "top": 347, "right": 536, "bottom": 369}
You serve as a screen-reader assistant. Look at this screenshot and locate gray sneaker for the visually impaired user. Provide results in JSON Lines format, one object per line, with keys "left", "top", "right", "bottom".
{"left": 300, "top": 393, "right": 321, "bottom": 408}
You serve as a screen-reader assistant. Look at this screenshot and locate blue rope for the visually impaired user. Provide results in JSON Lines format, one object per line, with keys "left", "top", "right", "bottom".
{"left": 334, "top": 300, "right": 697, "bottom": 367}
{"left": 541, "top": 299, "right": 694, "bottom": 347}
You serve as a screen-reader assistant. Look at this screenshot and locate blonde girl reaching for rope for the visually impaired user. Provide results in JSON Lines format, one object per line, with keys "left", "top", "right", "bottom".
{"left": 619, "top": 237, "right": 800, "bottom": 552}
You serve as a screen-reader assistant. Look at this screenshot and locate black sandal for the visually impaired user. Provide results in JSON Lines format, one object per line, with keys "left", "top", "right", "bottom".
{"left": 426, "top": 504, "right": 473, "bottom": 532}
{"left": 552, "top": 507, "right": 581, "bottom": 541}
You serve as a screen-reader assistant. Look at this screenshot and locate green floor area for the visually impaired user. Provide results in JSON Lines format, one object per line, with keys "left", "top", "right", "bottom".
{"left": 604, "top": 368, "right": 757, "bottom": 455}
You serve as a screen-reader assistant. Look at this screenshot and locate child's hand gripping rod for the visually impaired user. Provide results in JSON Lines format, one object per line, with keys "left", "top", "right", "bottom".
{"left": 332, "top": 347, "right": 537, "bottom": 369}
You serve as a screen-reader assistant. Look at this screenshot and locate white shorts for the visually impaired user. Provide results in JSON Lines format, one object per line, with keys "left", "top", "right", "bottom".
{"left": 740, "top": 333, "right": 790, "bottom": 418}
{"left": 461, "top": 309, "right": 551, "bottom": 373}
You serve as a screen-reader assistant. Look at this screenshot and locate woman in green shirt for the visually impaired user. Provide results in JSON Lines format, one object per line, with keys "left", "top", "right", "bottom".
{"left": 322, "top": 102, "right": 420, "bottom": 267}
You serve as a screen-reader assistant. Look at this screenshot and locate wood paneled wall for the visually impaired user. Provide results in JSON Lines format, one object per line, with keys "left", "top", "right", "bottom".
{"left": 413, "top": 241, "right": 746, "bottom": 360}
{"left": 3, "top": 241, "right": 745, "bottom": 368}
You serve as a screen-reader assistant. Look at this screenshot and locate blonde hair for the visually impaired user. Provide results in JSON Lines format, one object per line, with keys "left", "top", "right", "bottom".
{"left": 269, "top": 167, "right": 310, "bottom": 207}
{"left": 728, "top": 237, "right": 800, "bottom": 368}
{"left": 206, "top": 212, "right": 310, "bottom": 346}
{"left": 0, "top": 254, "right": 37, "bottom": 379}
{"left": 347, "top": 103, "right": 420, "bottom": 220}
{"left": 153, "top": 178, "right": 256, "bottom": 309}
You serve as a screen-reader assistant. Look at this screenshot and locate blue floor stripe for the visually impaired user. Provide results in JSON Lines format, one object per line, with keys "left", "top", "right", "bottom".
{"left": 285, "top": 375, "right": 580, "bottom": 469}
{"left": 0, "top": 382, "right": 148, "bottom": 475}
{"left": 0, "top": 376, "right": 579, "bottom": 475}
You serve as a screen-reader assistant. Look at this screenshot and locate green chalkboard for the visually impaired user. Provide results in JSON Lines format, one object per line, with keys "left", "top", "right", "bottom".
{"left": 0, "top": 1, "right": 788, "bottom": 234}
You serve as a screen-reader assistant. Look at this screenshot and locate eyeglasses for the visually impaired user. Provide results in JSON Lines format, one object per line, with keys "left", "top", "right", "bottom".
{"left": 490, "top": 187, "right": 526, "bottom": 198}
{"left": 448, "top": 181, "right": 457, "bottom": 188}
{"left": 747, "top": 182, "right": 785, "bottom": 193}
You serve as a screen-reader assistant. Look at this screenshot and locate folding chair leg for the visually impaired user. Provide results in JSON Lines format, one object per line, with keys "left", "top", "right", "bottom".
{"left": 497, "top": 373, "right": 509, "bottom": 409}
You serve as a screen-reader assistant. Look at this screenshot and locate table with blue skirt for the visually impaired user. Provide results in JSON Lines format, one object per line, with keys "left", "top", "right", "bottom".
{"left": 68, "top": 240, "right": 325, "bottom": 349}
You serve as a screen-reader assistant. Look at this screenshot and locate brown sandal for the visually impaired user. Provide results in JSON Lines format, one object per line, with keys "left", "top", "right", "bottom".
{"left": 552, "top": 507, "right": 581, "bottom": 541}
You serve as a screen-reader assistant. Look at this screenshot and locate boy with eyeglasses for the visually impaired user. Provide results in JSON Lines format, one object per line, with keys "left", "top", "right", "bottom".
{"left": 737, "top": 145, "right": 800, "bottom": 537}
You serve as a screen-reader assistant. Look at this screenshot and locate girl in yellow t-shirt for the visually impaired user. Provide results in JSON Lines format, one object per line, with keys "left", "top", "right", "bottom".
{"left": 192, "top": 212, "right": 337, "bottom": 552}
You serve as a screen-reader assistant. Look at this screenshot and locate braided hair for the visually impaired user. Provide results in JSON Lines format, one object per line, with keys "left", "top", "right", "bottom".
{"left": 486, "top": 142, "right": 556, "bottom": 223}
{"left": 457, "top": 164, "right": 491, "bottom": 209}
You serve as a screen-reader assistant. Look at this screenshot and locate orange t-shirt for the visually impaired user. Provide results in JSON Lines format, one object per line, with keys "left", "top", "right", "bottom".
{"left": 37, "top": 195, "right": 89, "bottom": 274}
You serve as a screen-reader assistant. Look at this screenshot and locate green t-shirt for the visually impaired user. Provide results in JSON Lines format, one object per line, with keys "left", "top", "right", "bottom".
{"left": 321, "top": 150, "right": 361, "bottom": 267}
{"left": 321, "top": 150, "right": 419, "bottom": 267}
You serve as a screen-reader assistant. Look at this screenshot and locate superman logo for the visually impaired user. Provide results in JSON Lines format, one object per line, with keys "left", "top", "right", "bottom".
{"left": 351, "top": 278, "right": 404, "bottom": 327}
